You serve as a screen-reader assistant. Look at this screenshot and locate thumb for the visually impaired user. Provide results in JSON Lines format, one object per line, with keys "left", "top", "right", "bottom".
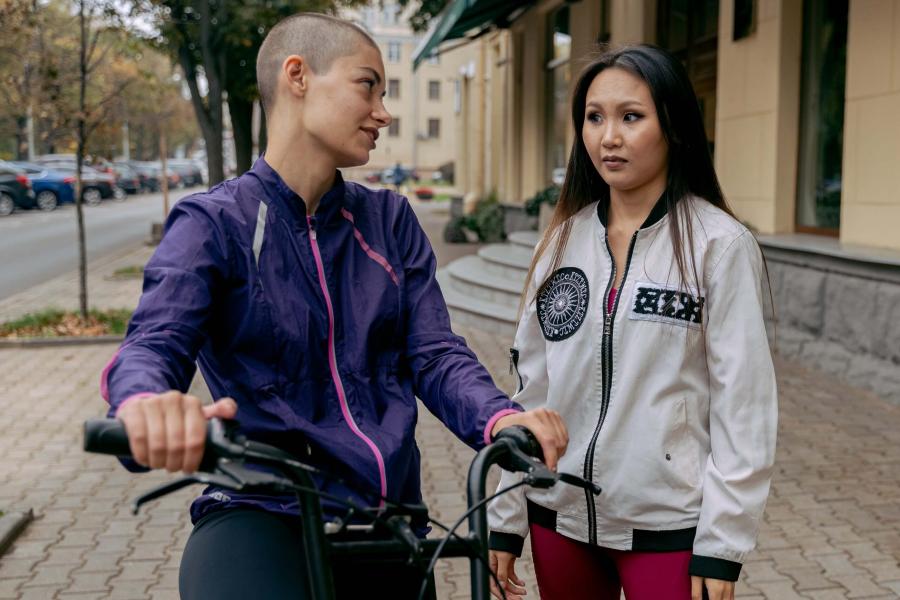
{"left": 202, "top": 397, "right": 237, "bottom": 420}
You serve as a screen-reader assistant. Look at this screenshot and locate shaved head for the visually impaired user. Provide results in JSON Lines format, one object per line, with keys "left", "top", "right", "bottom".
{"left": 257, "top": 13, "right": 378, "bottom": 115}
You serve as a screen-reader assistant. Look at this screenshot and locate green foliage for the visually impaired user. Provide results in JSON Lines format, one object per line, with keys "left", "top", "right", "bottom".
{"left": 524, "top": 185, "right": 561, "bottom": 216}
{"left": 0, "top": 308, "right": 133, "bottom": 337}
{"left": 443, "top": 215, "right": 469, "bottom": 244}
{"left": 468, "top": 193, "right": 505, "bottom": 243}
{"left": 396, "top": 0, "right": 450, "bottom": 32}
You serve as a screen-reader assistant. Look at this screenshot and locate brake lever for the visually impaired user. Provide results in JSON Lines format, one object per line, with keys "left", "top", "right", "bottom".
{"left": 132, "top": 470, "right": 244, "bottom": 514}
{"left": 503, "top": 445, "right": 602, "bottom": 495}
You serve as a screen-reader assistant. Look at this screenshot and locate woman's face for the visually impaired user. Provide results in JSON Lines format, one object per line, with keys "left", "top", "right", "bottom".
{"left": 581, "top": 67, "right": 668, "bottom": 198}
{"left": 301, "top": 43, "right": 392, "bottom": 168}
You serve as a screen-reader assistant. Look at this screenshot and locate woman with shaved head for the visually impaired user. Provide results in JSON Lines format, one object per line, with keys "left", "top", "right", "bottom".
{"left": 101, "top": 12, "right": 568, "bottom": 600}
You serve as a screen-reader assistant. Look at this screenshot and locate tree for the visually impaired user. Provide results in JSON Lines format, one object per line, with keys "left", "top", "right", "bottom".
{"left": 396, "top": 0, "right": 449, "bottom": 33}
{"left": 73, "top": 0, "right": 139, "bottom": 319}
{"left": 129, "top": 0, "right": 367, "bottom": 181}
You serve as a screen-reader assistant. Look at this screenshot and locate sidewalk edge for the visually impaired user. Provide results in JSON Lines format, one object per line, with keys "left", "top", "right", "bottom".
{"left": 0, "top": 508, "right": 34, "bottom": 557}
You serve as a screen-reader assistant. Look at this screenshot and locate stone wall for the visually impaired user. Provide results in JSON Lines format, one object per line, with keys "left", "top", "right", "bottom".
{"left": 763, "top": 244, "right": 900, "bottom": 404}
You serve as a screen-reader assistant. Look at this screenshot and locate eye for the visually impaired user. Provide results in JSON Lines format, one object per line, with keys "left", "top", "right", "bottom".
{"left": 361, "top": 78, "right": 376, "bottom": 90}
{"left": 623, "top": 112, "right": 643, "bottom": 123}
{"left": 587, "top": 112, "right": 603, "bottom": 124}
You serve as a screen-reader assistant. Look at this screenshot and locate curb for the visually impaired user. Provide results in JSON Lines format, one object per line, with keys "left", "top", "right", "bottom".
{"left": 0, "top": 509, "right": 34, "bottom": 557}
{"left": 0, "top": 335, "right": 124, "bottom": 348}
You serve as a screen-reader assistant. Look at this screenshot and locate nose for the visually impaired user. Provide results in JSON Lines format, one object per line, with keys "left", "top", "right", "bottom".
{"left": 373, "top": 98, "right": 392, "bottom": 128}
{"left": 601, "top": 122, "right": 621, "bottom": 148}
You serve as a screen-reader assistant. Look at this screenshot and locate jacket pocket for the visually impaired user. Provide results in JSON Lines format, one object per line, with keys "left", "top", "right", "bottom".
{"left": 660, "top": 397, "right": 702, "bottom": 491}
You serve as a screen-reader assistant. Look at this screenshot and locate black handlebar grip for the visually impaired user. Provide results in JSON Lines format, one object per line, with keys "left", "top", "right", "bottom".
{"left": 494, "top": 425, "right": 544, "bottom": 462}
{"left": 84, "top": 419, "right": 133, "bottom": 457}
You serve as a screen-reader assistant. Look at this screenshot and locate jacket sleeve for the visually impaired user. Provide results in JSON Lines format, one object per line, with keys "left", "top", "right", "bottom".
{"left": 396, "top": 198, "right": 521, "bottom": 450}
{"left": 487, "top": 267, "right": 549, "bottom": 557}
{"left": 101, "top": 198, "right": 229, "bottom": 424}
{"left": 691, "top": 231, "right": 778, "bottom": 581}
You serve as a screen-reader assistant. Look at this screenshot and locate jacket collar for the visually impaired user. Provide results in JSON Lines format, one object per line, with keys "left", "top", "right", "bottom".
{"left": 596, "top": 190, "right": 669, "bottom": 231}
{"left": 251, "top": 155, "right": 346, "bottom": 226}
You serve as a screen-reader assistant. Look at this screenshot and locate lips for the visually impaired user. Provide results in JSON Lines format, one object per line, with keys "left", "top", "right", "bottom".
{"left": 602, "top": 156, "right": 626, "bottom": 164}
{"left": 361, "top": 128, "right": 379, "bottom": 146}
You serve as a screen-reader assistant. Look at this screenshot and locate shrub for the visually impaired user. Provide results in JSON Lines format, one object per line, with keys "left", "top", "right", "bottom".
{"left": 524, "top": 185, "right": 561, "bottom": 217}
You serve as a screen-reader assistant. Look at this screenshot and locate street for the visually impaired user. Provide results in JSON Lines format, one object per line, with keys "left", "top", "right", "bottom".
{"left": 0, "top": 188, "right": 203, "bottom": 301}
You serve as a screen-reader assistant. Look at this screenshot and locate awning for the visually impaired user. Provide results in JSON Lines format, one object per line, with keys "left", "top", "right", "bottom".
{"left": 411, "top": 0, "right": 535, "bottom": 70}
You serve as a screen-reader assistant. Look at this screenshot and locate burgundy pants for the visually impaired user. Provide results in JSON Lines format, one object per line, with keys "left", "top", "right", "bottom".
{"left": 529, "top": 523, "right": 694, "bottom": 599}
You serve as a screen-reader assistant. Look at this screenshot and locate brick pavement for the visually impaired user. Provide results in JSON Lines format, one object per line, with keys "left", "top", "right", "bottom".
{"left": 2, "top": 203, "right": 900, "bottom": 598}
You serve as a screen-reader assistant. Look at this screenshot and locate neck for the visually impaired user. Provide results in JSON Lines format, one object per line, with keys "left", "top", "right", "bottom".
{"left": 608, "top": 177, "right": 666, "bottom": 233}
{"left": 264, "top": 128, "right": 337, "bottom": 215}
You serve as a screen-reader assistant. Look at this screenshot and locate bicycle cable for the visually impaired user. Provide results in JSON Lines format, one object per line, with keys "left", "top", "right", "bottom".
{"left": 416, "top": 480, "right": 528, "bottom": 600}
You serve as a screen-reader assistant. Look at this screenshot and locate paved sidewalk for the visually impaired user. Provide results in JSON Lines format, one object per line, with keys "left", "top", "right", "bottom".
{"left": 2, "top": 204, "right": 900, "bottom": 598}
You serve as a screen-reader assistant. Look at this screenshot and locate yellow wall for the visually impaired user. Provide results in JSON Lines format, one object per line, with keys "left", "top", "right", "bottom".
{"left": 841, "top": 0, "right": 900, "bottom": 250}
{"left": 714, "top": 0, "right": 802, "bottom": 234}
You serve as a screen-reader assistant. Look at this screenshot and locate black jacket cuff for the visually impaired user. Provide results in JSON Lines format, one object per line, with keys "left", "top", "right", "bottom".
{"left": 489, "top": 531, "right": 525, "bottom": 557}
{"left": 689, "top": 554, "right": 742, "bottom": 581}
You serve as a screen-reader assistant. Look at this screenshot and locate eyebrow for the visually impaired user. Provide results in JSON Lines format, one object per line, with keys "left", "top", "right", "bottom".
{"left": 358, "top": 66, "right": 383, "bottom": 86}
{"left": 585, "top": 100, "right": 647, "bottom": 110}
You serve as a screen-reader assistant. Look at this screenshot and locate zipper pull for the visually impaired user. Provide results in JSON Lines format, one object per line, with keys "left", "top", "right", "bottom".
{"left": 307, "top": 215, "right": 317, "bottom": 239}
{"left": 603, "top": 314, "right": 612, "bottom": 336}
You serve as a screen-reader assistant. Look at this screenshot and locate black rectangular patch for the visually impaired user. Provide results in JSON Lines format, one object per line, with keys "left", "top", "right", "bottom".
{"left": 629, "top": 282, "right": 705, "bottom": 328}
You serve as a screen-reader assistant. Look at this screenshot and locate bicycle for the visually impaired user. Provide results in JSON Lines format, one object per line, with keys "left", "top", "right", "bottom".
{"left": 84, "top": 418, "right": 601, "bottom": 600}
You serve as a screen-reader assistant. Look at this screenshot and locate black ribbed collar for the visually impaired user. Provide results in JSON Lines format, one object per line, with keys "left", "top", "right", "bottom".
{"left": 596, "top": 190, "right": 669, "bottom": 230}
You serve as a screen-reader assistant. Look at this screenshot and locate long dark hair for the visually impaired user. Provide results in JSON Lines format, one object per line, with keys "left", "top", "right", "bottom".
{"left": 525, "top": 44, "right": 735, "bottom": 306}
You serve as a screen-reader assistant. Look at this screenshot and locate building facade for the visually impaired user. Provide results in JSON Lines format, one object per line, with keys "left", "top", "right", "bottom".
{"left": 417, "top": 0, "right": 900, "bottom": 401}
{"left": 342, "top": 2, "right": 467, "bottom": 179}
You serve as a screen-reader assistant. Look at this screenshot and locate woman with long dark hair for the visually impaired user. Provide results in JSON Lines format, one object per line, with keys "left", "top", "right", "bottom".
{"left": 487, "top": 45, "right": 777, "bottom": 600}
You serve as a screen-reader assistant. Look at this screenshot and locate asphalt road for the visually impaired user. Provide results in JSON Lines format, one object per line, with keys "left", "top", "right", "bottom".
{"left": 0, "top": 187, "right": 204, "bottom": 301}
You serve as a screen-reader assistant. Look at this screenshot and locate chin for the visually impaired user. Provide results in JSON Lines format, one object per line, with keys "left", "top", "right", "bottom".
{"left": 337, "top": 151, "right": 370, "bottom": 169}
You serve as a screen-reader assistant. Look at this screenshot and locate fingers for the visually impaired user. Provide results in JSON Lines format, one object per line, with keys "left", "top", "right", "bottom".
{"left": 116, "top": 391, "right": 220, "bottom": 473}
{"left": 505, "top": 558, "right": 527, "bottom": 597}
{"left": 691, "top": 576, "right": 703, "bottom": 600}
{"left": 182, "top": 395, "right": 206, "bottom": 473}
{"left": 202, "top": 396, "right": 237, "bottom": 420}
{"left": 490, "top": 551, "right": 526, "bottom": 600}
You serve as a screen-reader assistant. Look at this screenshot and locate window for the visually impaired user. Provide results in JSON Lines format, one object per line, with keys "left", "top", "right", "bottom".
{"left": 545, "top": 6, "right": 571, "bottom": 184}
{"left": 657, "top": 0, "right": 719, "bottom": 152}
{"left": 428, "top": 80, "right": 440, "bottom": 101}
{"left": 388, "top": 78, "right": 400, "bottom": 99}
{"left": 428, "top": 118, "right": 440, "bottom": 139}
{"left": 387, "top": 42, "right": 401, "bottom": 63}
{"left": 388, "top": 118, "right": 400, "bottom": 137}
{"left": 796, "top": 0, "right": 848, "bottom": 232}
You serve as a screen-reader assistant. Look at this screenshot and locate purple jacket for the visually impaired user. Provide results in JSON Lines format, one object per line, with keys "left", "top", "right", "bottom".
{"left": 102, "top": 157, "right": 520, "bottom": 525}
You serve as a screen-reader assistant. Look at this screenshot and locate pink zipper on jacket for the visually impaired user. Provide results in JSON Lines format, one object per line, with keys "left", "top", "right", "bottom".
{"left": 307, "top": 215, "right": 387, "bottom": 506}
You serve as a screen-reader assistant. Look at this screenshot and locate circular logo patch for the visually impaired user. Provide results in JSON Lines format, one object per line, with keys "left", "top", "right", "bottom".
{"left": 537, "top": 267, "right": 590, "bottom": 341}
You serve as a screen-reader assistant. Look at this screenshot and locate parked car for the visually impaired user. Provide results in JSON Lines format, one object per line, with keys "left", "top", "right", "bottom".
{"left": 146, "top": 161, "right": 182, "bottom": 189}
{"left": 123, "top": 161, "right": 159, "bottom": 192}
{"left": 167, "top": 159, "right": 204, "bottom": 187}
{"left": 0, "top": 161, "right": 36, "bottom": 215}
{"left": 112, "top": 163, "right": 141, "bottom": 195}
{"left": 7, "top": 161, "right": 76, "bottom": 211}
{"left": 49, "top": 166, "right": 117, "bottom": 204}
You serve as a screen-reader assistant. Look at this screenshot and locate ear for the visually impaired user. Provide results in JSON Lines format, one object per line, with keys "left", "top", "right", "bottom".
{"left": 281, "top": 55, "right": 312, "bottom": 100}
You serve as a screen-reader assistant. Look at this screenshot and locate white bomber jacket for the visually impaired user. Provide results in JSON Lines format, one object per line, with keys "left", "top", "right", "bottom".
{"left": 488, "top": 195, "right": 777, "bottom": 581}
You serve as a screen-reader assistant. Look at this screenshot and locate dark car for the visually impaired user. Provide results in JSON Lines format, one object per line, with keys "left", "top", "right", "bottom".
{"left": 112, "top": 163, "right": 141, "bottom": 195}
{"left": 8, "top": 161, "right": 76, "bottom": 211}
{"left": 124, "top": 161, "right": 160, "bottom": 192}
{"left": 0, "top": 161, "right": 37, "bottom": 215}
{"left": 146, "top": 161, "right": 181, "bottom": 190}
{"left": 50, "top": 166, "right": 117, "bottom": 204}
{"left": 167, "top": 159, "right": 204, "bottom": 187}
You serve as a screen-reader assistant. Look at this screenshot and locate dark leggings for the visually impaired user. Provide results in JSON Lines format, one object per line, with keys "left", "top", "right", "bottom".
{"left": 179, "top": 508, "right": 437, "bottom": 600}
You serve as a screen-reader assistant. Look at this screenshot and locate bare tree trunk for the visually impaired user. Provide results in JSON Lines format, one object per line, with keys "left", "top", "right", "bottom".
{"left": 227, "top": 94, "right": 253, "bottom": 174}
{"left": 160, "top": 129, "right": 169, "bottom": 217}
{"left": 75, "top": 0, "right": 89, "bottom": 320}
{"left": 259, "top": 110, "right": 267, "bottom": 156}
